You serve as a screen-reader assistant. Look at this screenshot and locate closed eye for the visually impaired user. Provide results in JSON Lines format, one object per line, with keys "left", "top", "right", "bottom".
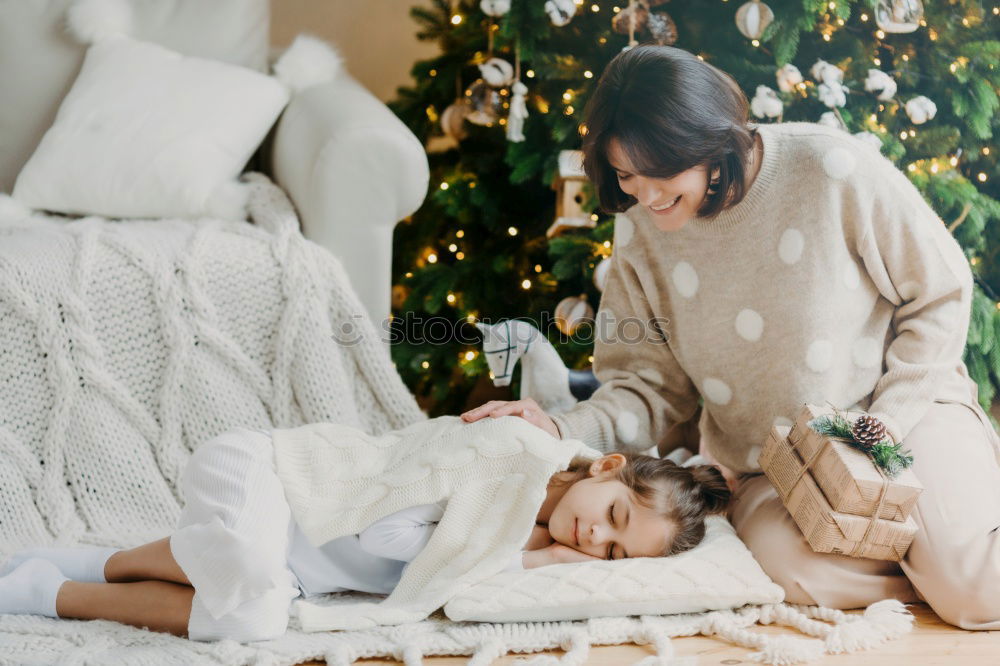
{"left": 607, "top": 503, "right": 616, "bottom": 560}
{"left": 616, "top": 173, "right": 631, "bottom": 181}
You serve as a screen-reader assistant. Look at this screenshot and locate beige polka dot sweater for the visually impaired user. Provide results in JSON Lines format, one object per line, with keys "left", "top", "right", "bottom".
{"left": 550, "top": 121, "right": 976, "bottom": 475}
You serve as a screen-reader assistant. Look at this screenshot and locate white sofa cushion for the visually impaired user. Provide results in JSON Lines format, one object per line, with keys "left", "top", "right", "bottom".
{"left": 444, "top": 514, "right": 785, "bottom": 622}
{"left": 12, "top": 36, "right": 289, "bottom": 220}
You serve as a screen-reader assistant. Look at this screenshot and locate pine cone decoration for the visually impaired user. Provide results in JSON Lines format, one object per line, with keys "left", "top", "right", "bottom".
{"left": 851, "top": 414, "right": 887, "bottom": 450}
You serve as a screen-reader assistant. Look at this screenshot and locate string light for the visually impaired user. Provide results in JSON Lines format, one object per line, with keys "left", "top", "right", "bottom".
{"left": 900, "top": 131, "right": 908, "bottom": 140}
{"left": 535, "top": 264, "right": 543, "bottom": 272}
{"left": 875, "top": 29, "right": 885, "bottom": 39}
{"left": 521, "top": 279, "right": 532, "bottom": 289}
{"left": 979, "top": 173, "right": 989, "bottom": 182}
{"left": 465, "top": 351, "right": 477, "bottom": 361}
{"left": 508, "top": 226, "right": 518, "bottom": 236}
{"left": 588, "top": 355, "right": 595, "bottom": 363}
{"left": 451, "top": 14, "right": 462, "bottom": 25}
{"left": 909, "top": 129, "right": 915, "bottom": 137}
{"left": 930, "top": 163, "right": 939, "bottom": 173}
{"left": 466, "top": 313, "right": 477, "bottom": 323}
{"left": 861, "top": 12, "right": 869, "bottom": 21}
{"left": 822, "top": 33, "right": 831, "bottom": 42}
{"left": 440, "top": 182, "right": 449, "bottom": 190}
{"left": 447, "top": 293, "right": 456, "bottom": 304}
{"left": 984, "top": 147, "right": 992, "bottom": 156}
{"left": 598, "top": 36, "right": 607, "bottom": 44}
{"left": 603, "top": 241, "right": 611, "bottom": 248}
{"left": 874, "top": 57, "right": 881, "bottom": 65}
{"left": 752, "top": 39, "right": 761, "bottom": 46}
{"left": 563, "top": 91, "right": 574, "bottom": 101}
{"left": 456, "top": 229, "right": 465, "bottom": 238}
{"left": 564, "top": 106, "right": 575, "bottom": 115}
{"left": 591, "top": 3, "right": 600, "bottom": 11}
{"left": 456, "top": 252, "right": 465, "bottom": 260}
{"left": 405, "top": 272, "right": 413, "bottom": 278}
{"left": 448, "top": 243, "right": 458, "bottom": 252}
{"left": 429, "top": 69, "right": 437, "bottom": 77}
{"left": 908, "top": 164, "right": 917, "bottom": 172}
{"left": 421, "top": 361, "right": 430, "bottom": 369}
{"left": 950, "top": 156, "right": 959, "bottom": 166}
{"left": 584, "top": 70, "right": 594, "bottom": 78}
{"left": 468, "top": 181, "right": 476, "bottom": 188}
{"left": 902, "top": 54, "right": 909, "bottom": 61}
{"left": 427, "top": 253, "right": 438, "bottom": 263}
{"left": 527, "top": 69, "right": 536, "bottom": 78}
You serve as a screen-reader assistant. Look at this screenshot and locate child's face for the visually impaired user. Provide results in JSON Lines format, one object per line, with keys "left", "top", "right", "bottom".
{"left": 548, "top": 455, "right": 675, "bottom": 560}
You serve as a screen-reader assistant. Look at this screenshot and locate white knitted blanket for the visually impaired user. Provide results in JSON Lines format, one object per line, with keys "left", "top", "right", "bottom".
{"left": 0, "top": 176, "right": 913, "bottom": 664}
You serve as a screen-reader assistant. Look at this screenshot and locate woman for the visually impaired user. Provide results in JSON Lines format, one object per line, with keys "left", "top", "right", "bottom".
{"left": 462, "top": 45, "right": 1000, "bottom": 630}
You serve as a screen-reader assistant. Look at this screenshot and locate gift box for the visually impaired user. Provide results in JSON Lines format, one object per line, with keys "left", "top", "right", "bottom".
{"left": 759, "top": 425, "right": 918, "bottom": 562}
{"left": 786, "top": 404, "right": 923, "bottom": 522}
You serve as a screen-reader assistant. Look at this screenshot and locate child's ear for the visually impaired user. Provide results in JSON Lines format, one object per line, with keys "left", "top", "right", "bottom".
{"left": 589, "top": 453, "right": 627, "bottom": 476}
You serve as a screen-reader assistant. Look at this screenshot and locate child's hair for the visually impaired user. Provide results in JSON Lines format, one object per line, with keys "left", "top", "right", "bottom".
{"left": 557, "top": 452, "right": 731, "bottom": 557}
{"left": 580, "top": 44, "right": 756, "bottom": 218}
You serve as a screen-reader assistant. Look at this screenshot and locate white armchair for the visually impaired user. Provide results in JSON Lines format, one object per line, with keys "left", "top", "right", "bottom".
{"left": 0, "top": 0, "right": 428, "bottom": 326}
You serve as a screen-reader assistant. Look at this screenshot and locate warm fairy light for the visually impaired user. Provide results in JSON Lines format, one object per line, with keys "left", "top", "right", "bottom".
{"left": 448, "top": 243, "right": 458, "bottom": 252}
{"left": 876, "top": 30, "right": 885, "bottom": 39}
{"left": 962, "top": 17, "right": 970, "bottom": 26}
{"left": 900, "top": 131, "right": 908, "bottom": 140}
{"left": 405, "top": 272, "right": 413, "bottom": 278}
{"left": 456, "top": 229, "right": 465, "bottom": 238}
{"left": 908, "top": 164, "right": 917, "bottom": 172}
{"left": 421, "top": 361, "right": 430, "bottom": 369}
{"left": 563, "top": 91, "right": 573, "bottom": 101}
{"left": 579, "top": 123, "right": 589, "bottom": 136}
{"left": 879, "top": 104, "right": 885, "bottom": 111}
{"left": 874, "top": 58, "right": 881, "bottom": 65}
{"left": 584, "top": 70, "right": 594, "bottom": 78}
{"left": 430, "top": 69, "right": 437, "bottom": 77}
{"left": 837, "top": 18, "right": 845, "bottom": 25}
{"left": 979, "top": 173, "right": 989, "bottom": 182}
{"left": 591, "top": 3, "right": 600, "bottom": 11}
{"left": 929, "top": 29, "right": 938, "bottom": 40}
{"left": 697, "top": 54, "right": 705, "bottom": 60}
{"left": 902, "top": 54, "right": 909, "bottom": 61}
{"left": 591, "top": 213, "right": 599, "bottom": 221}
{"left": 930, "top": 163, "right": 939, "bottom": 173}
{"left": 588, "top": 355, "right": 595, "bottom": 363}
{"left": 508, "top": 226, "right": 518, "bottom": 236}
{"left": 466, "top": 313, "right": 477, "bottom": 323}
{"left": 971, "top": 257, "right": 980, "bottom": 265}
{"left": 427, "top": 253, "right": 438, "bottom": 263}
{"left": 603, "top": 241, "right": 611, "bottom": 248}
{"left": 598, "top": 36, "right": 607, "bottom": 44}
{"left": 994, "top": 7, "right": 999, "bottom": 15}
{"left": 950, "top": 156, "right": 959, "bottom": 166}
{"left": 828, "top": 1, "right": 835, "bottom": 8}
{"left": 465, "top": 351, "right": 476, "bottom": 361}
{"left": 446, "top": 293, "right": 456, "bottom": 304}
{"left": 950, "top": 62, "right": 958, "bottom": 73}
{"left": 869, "top": 114, "right": 877, "bottom": 122}
{"left": 564, "top": 106, "right": 575, "bottom": 115}
{"left": 468, "top": 182, "right": 476, "bottom": 188}
{"left": 537, "top": 99, "right": 550, "bottom": 113}
{"left": 822, "top": 33, "right": 831, "bottom": 42}
{"left": 499, "top": 118, "right": 507, "bottom": 126}
{"left": 451, "top": 14, "right": 462, "bottom": 24}
{"left": 613, "top": 6, "right": 621, "bottom": 12}
{"left": 527, "top": 69, "right": 536, "bottom": 78}
{"left": 861, "top": 12, "right": 869, "bottom": 21}
{"left": 521, "top": 279, "right": 532, "bottom": 289}
{"left": 752, "top": 39, "right": 761, "bottom": 46}
{"left": 984, "top": 147, "right": 992, "bottom": 155}
{"left": 909, "top": 129, "right": 915, "bottom": 137}
{"left": 456, "top": 252, "right": 465, "bottom": 260}
{"left": 440, "top": 182, "right": 449, "bottom": 190}
{"left": 535, "top": 264, "right": 543, "bottom": 272}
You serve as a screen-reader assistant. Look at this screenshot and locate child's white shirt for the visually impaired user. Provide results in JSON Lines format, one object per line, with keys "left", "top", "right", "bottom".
{"left": 286, "top": 499, "right": 526, "bottom": 597}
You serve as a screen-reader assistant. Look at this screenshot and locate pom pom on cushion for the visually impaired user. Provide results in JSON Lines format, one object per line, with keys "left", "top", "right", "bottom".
{"left": 272, "top": 35, "right": 343, "bottom": 93}
{"left": 66, "top": 0, "right": 133, "bottom": 44}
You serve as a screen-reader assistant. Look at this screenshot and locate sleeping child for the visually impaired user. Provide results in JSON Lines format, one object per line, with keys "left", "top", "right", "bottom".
{"left": 0, "top": 414, "right": 729, "bottom": 641}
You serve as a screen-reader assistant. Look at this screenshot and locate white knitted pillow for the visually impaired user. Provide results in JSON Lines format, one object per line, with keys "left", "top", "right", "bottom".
{"left": 444, "top": 515, "right": 784, "bottom": 622}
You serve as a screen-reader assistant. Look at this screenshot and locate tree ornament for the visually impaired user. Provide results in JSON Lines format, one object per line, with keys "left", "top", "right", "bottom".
{"left": 646, "top": 12, "right": 678, "bottom": 45}
{"left": 735, "top": 0, "right": 774, "bottom": 40}
{"left": 593, "top": 255, "right": 612, "bottom": 292}
{"left": 810, "top": 59, "right": 843, "bottom": 86}
{"left": 548, "top": 150, "right": 595, "bottom": 238}
{"left": 817, "top": 82, "right": 848, "bottom": 108}
{"left": 612, "top": 2, "right": 649, "bottom": 35}
{"left": 864, "top": 69, "right": 897, "bottom": 101}
{"left": 555, "top": 294, "right": 594, "bottom": 336}
{"left": 506, "top": 80, "right": 529, "bottom": 143}
{"left": 851, "top": 414, "right": 888, "bottom": 451}
{"left": 775, "top": 63, "right": 803, "bottom": 93}
{"left": 875, "top": 0, "right": 924, "bottom": 34}
{"left": 391, "top": 284, "right": 410, "bottom": 310}
{"left": 750, "top": 85, "right": 782, "bottom": 119}
{"left": 544, "top": 0, "right": 577, "bottom": 27}
{"left": 464, "top": 79, "right": 504, "bottom": 126}
{"left": 818, "top": 111, "right": 842, "bottom": 129}
{"left": 441, "top": 100, "right": 470, "bottom": 141}
{"left": 479, "top": 57, "right": 514, "bottom": 88}
{"left": 905, "top": 95, "right": 937, "bottom": 124}
{"left": 480, "top": 0, "right": 511, "bottom": 18}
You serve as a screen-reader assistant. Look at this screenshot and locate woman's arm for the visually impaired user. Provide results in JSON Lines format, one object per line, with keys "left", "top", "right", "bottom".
{"left": 849, "top": 144, "right": 974, "bottom": 444}
{"left": 356, "top": 503, "right": 444, "bottom": 562}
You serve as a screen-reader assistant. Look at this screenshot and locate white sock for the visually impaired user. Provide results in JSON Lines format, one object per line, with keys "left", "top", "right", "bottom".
{"left": 0, "top": 559, "right": 68, "bottom": 617}
{"left": 0, "top": 545, "right": 118, "bottom": 582}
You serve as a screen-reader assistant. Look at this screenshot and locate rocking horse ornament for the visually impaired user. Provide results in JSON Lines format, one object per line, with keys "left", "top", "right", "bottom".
{"left": 474, "top": 319, "right": 600, "bottom": 414}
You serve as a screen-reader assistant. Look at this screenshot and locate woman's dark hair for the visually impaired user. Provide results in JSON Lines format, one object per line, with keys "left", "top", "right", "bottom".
{"left": 581, "top": 44, "right": 757, "bottom": 218}
{"left": 555, "top": 452, "right": 732, "bottom": 557}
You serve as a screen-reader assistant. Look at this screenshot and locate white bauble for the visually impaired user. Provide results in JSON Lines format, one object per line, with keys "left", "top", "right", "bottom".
{"left": 480, "top": 0, "right": 511, "bottom": 17}
{"left": 905, "top": 95, "right": 937, "bottom": 124}
{"left": 593, "top": 256, "right": 612, "bottom": 292}
{"left": 750, "top": 85, "right": 782, "bottom": 119}
{"left": 545, "top": 0, "right": 577, "bottom": 26}
{"left": 775, "top": 63, "right": 803, "bottom": 93}
{"left": 479, "top": 57, "right": 515, "bottom": 88}
{"left": 864, "top": 69, "right": 897, "bottom": 101}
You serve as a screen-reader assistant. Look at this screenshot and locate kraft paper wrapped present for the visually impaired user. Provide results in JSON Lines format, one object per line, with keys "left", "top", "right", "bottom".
{"left": 786, "top": 404, "right": 923, "bottom": 522}
{"left": 759, "top": 425, "right": 918, "bottom": 562}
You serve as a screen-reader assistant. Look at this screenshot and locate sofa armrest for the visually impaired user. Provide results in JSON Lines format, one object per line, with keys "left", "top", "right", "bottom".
{"left": 270, "top": 73, "right": 429, "bottom": 326}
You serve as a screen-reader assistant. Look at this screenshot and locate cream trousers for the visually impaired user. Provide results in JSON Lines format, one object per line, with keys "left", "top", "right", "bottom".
{"left": 727, "top": 386, "right": 1000, "bottom": 630}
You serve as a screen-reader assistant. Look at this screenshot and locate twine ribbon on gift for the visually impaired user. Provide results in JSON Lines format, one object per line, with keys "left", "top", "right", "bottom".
{"left": 782, "top": 435, "right": 893, "bottom": 558}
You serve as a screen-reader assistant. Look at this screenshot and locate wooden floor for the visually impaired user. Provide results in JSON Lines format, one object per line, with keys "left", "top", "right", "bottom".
{"left": 294, "top": 603, "right": 998, "bottom": 665}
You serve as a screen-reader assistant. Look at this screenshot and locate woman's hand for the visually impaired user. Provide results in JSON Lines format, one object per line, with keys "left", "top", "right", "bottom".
{"left": 524, "top": 524, "right": 555, "bottom": 551}
{"left": 523, "top": 542, "right": 601, "bottom": 569}
{"left": 460, "top": 398, "right": 561, "bottom": 439}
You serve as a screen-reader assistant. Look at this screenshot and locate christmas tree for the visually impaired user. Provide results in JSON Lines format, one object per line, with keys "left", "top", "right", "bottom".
{"left": 387, "top": 0, "right": 1000, "bottom": 418}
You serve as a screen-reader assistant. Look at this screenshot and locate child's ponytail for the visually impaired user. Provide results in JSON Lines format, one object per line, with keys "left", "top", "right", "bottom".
{"left": 687, "top": 464, "right": 731, "bottom": 515}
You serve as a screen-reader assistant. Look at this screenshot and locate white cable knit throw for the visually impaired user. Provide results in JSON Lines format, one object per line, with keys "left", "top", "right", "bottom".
{"left": 0, "top": 175, "right": 914, "bottom": 664}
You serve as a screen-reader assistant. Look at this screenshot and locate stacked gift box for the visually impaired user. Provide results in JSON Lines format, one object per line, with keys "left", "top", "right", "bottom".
{"left": 758, "top": 404, "right": 923, "bottom": 562}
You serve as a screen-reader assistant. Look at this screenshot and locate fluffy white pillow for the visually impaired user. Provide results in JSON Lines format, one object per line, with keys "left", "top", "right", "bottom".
{"left": 444, "top": 515, "right": 784, "bottom": 622}
{"left": 12, "top": 35, "right": 289, "bottom": 220}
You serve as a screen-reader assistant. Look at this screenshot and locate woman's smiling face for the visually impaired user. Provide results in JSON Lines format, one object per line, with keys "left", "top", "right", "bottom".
{"left": 606, "top": 137, "right": 713, "bottom": 232}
